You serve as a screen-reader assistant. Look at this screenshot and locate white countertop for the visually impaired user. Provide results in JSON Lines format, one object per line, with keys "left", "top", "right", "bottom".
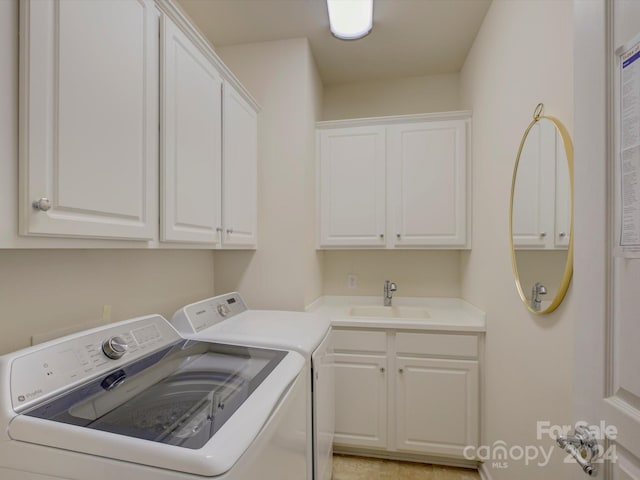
{"left": 306, "top": 296, "right": 486, "bottom": 332}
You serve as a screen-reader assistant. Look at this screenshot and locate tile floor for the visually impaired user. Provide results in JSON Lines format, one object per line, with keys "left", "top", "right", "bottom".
{"left": 332, "top": 454, "right": 480, "bottom": 480}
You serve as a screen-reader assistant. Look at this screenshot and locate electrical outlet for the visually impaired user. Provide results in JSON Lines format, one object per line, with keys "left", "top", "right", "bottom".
{"left": 102, "top": 305, "right": 112, "bottom": 322}
{"left": 347, "top": 274, "right": 358, "bottom": 289}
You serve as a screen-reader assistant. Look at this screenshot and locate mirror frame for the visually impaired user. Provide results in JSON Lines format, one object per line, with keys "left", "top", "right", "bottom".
{"left": 509, "top": 106, "right": 574, "bottom": 315}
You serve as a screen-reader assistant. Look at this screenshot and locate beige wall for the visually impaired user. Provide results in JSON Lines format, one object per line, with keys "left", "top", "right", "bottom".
{"left": 321, "top": 73, "right": 462, "bottom": 298}
{"left": 214, "top": 39, "right": 323, "bottom": 310}
{"left": 323, "top": 251, "right": 461, "bottom": 297}
{"left": 0, "top": 250, "right": 215, "bottom": 355}
{"left": 0, "top": 0, "right": 216, "bottom": 355}
{"left": 323, "top": 73, "right": 460, "bottom": 121}
{"left": 459, "top": 1, "right": 574, "bottom": 478}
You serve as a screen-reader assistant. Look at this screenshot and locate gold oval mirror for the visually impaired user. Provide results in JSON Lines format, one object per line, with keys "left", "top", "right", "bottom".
{"left": 510, "top": 104, "right": 574, "bottom": 315}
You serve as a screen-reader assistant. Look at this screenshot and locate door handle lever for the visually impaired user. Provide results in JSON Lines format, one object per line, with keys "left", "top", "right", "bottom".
{"left": 556, "top": 425, "right": 600, "bottom": 476}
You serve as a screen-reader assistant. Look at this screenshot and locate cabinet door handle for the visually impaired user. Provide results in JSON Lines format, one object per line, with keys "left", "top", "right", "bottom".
{"left": 540, "top": 232, "right": 547, "bottom": 238}
{"left": 559, "top": 232, "right": 566, "bottom": 238}
{"left": 226, "top": 228, "right": 233, "bottom": 235}
{"left": 396, "top": 233, "right": 401, "bottom": 239}
{"left": 32, "top": 198, "right": 51, "bottom": 212}
{"left": 216, "top": 227, "right": 222, "bottom": 233}
{"left": 379, "top": 234, "right": 384, "bottom": 239}
{"left": 398, "top": 368, "right": 404, "bottom": 374}
{"left": 380, "top": 367, "right": 385, "bottom": 373}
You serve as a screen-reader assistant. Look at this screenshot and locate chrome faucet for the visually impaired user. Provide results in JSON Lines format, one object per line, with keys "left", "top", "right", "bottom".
{"left": 530, "top": 282, "right": 547, "bottom": 311}
{"left": 384, "top": 280, "right": 397, "bottom": 306}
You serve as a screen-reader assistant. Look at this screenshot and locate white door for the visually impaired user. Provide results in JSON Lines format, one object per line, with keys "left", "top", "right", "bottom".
{"left": 160, "top": 15, "right": 222, "bottom": 244}
{"left": 20, "top": 0, "right": 158, "bottom": 240}
{"left": 387, "top": 120, "right": 468, "bottom": 248}
{"left": 312, "top": 331, "right": 335, "bottom": 480}
{"left": 395, "top": 357, "right": 479, "bottom": 458}
{"left": 222, "top": 83, "right": 258, "bottom": 248}
{"left": 318, "top": 126, "right": 387, "bottom": 247}
{"left": 333, "top": 353, "right": 387, "bottom": 449}
{"left": 571, "top": 2, "right": 640, "bottom": 479}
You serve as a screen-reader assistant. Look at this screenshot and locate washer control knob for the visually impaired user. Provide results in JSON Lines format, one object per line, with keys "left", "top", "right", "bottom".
{"left": 102, "top": 336, "right": 128, "bottom": 359}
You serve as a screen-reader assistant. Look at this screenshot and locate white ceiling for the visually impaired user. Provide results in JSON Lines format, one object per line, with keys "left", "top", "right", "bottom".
{"left": 177, "top": 0, "right": 492, "bottom": 86}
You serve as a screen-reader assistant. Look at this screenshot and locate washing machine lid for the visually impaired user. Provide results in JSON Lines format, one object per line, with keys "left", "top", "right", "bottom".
{"left": 8, "top": 338, "right": 304, "bottom": 476}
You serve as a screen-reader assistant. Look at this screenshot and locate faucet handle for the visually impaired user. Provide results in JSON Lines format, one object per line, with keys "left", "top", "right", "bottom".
{"left": 389, "top": 282, "right": 397, "bottom": 292}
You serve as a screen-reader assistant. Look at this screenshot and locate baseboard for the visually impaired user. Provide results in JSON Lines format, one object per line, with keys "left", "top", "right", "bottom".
{"left": 478, "top": 463, "right": 493, "bottom": 480}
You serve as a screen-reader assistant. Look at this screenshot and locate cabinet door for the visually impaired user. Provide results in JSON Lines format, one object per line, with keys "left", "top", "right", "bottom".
{"left": 387, "top": 120, "right": 468, "bottom": 247}
{"left": 318, "top": 127, "right": 386, "bottom": 247}
{"left": 161, "top": 15, "right": 222, "bottom": 244}
{"left": 334, "top": 353, "right": 387, "bottom": 449}
{"left": 395, "top": 357, "right": 478, "bottom": 457}
{"left": 222, "top": 83, "right": 258, "bottom": 248}
{"left": 512, "top": 121, "right": 556, "bottom": 249}
{"left": 20, "top": 0, "right": 158, "bottom": 240}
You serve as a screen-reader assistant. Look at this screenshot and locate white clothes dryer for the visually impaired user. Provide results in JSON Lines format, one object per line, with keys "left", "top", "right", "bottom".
{"left": 171, "top": 293, "right": 334, "bottom": 480}
{"left": 0, "top": 314, "right": 306, "bottom": 480}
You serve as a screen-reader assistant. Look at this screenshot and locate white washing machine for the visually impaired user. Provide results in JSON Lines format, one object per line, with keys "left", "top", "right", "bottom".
{"left": 171, "top": 293, "right": 334, "bottom": 480}
{"left": 0, "top": 314, "right": 307, "bottom": 480}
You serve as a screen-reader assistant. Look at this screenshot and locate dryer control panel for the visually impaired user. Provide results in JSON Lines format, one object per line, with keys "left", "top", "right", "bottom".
{"left": 9, "top": 315, "right": 181, "bottom": 412}
{"left": 171, "top": 293, "right": 248, "bottom": 334}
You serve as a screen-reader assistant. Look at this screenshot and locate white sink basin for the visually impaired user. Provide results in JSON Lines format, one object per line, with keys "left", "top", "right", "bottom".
{"left": 349, "top": 305, "right": 431, "bottom": 319}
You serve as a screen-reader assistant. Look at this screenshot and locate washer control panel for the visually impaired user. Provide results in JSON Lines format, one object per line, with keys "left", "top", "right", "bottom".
{"left": 10, "top": 315, "right": 180, "bottom": 412}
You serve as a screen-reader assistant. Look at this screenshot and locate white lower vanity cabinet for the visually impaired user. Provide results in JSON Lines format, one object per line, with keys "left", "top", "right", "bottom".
{"left": 332, "top": 328, "right": 480, "bottom": 463}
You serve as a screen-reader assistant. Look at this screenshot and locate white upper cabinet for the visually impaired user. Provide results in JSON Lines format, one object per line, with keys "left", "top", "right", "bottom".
{"left": 17, "top": 0, "right": 259, "bottom": 248}
{"left": 20, "top": 0, "right": 159, "bottom": 240}
{"left": 222, "top": 83, "right": 258, "bottom": 248}
{"left": 318, "top": 126, "right": 387, "bottom": 247}
{"left": 317, "top": 113, "right": 471, "bottom": 249}
{"left": 161, "top": 15, "right": 222, "bottom": 245}
{"left": 387, "top": 120, "right": 467, "bottom": 247}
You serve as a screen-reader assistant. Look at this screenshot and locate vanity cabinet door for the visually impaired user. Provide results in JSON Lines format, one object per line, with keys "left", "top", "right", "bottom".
{"left": 161, "top": 15, "right": 222, "bottom": 244}
{"left": 20, "top": 0, "right": 158, "bottom": 240}
{"left": 395, "top": 357, "right": 479, "bottom": 457}
{"left": 334, "top": 353, "right": 388, "bottom": 449}
{"left": 221, "top": 83, "right": 258, "bottom": 248}
{"left": 387, "top": 120, "right": 468, "bottom": 248}
{"left": 318, "top": 126, "right": 387, "bottom": 247}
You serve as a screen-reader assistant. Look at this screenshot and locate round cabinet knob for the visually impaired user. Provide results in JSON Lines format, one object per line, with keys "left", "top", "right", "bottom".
{"left": 226, "top": 228, "right": 234, "bottom": 234}
{"left": 102, "top": 336, "right": 129, "bottom": 360}
{"left": 32, "top": 198, "right": 52, "bottom": 212}
{"left": 398, "top": 368, "right": 404, "bottom": 374}
{"left": 380, "top": 367, "right": 385, "bottom": 373}
{"left": 559, "top": 232, "right": 566, "bottom": 238}
{"left": 540, "top": 232, "right": 547, "bottom": 238}
{"left": 379, "top": 234, "right": 384, "bottom": 240}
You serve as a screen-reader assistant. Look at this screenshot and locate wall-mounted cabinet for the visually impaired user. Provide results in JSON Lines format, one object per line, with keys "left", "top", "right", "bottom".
{"left": 317, "top": 112, "right": 471, "bottom": 249}
{"left": 19, "top": 0, "right": 159, "bottom": 241}
{"left": 221, "top": 83, "right": 258, "bottom": 248}
{"left": 161, "top": 14, "right": 222, "bottom": 245}
{"left": 18, "top": 0, "right": 258, "bottom": 249}
{"left": 332, "top": 327, "right": 480, "bottom": 461}
{"left": 160, "top": 16, "right": 257, "bottom": 248}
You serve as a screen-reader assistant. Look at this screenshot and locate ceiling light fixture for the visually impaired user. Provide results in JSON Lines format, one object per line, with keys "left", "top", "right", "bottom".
{"left": 326, "top": 0, "right": 373, "bottom": 41}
